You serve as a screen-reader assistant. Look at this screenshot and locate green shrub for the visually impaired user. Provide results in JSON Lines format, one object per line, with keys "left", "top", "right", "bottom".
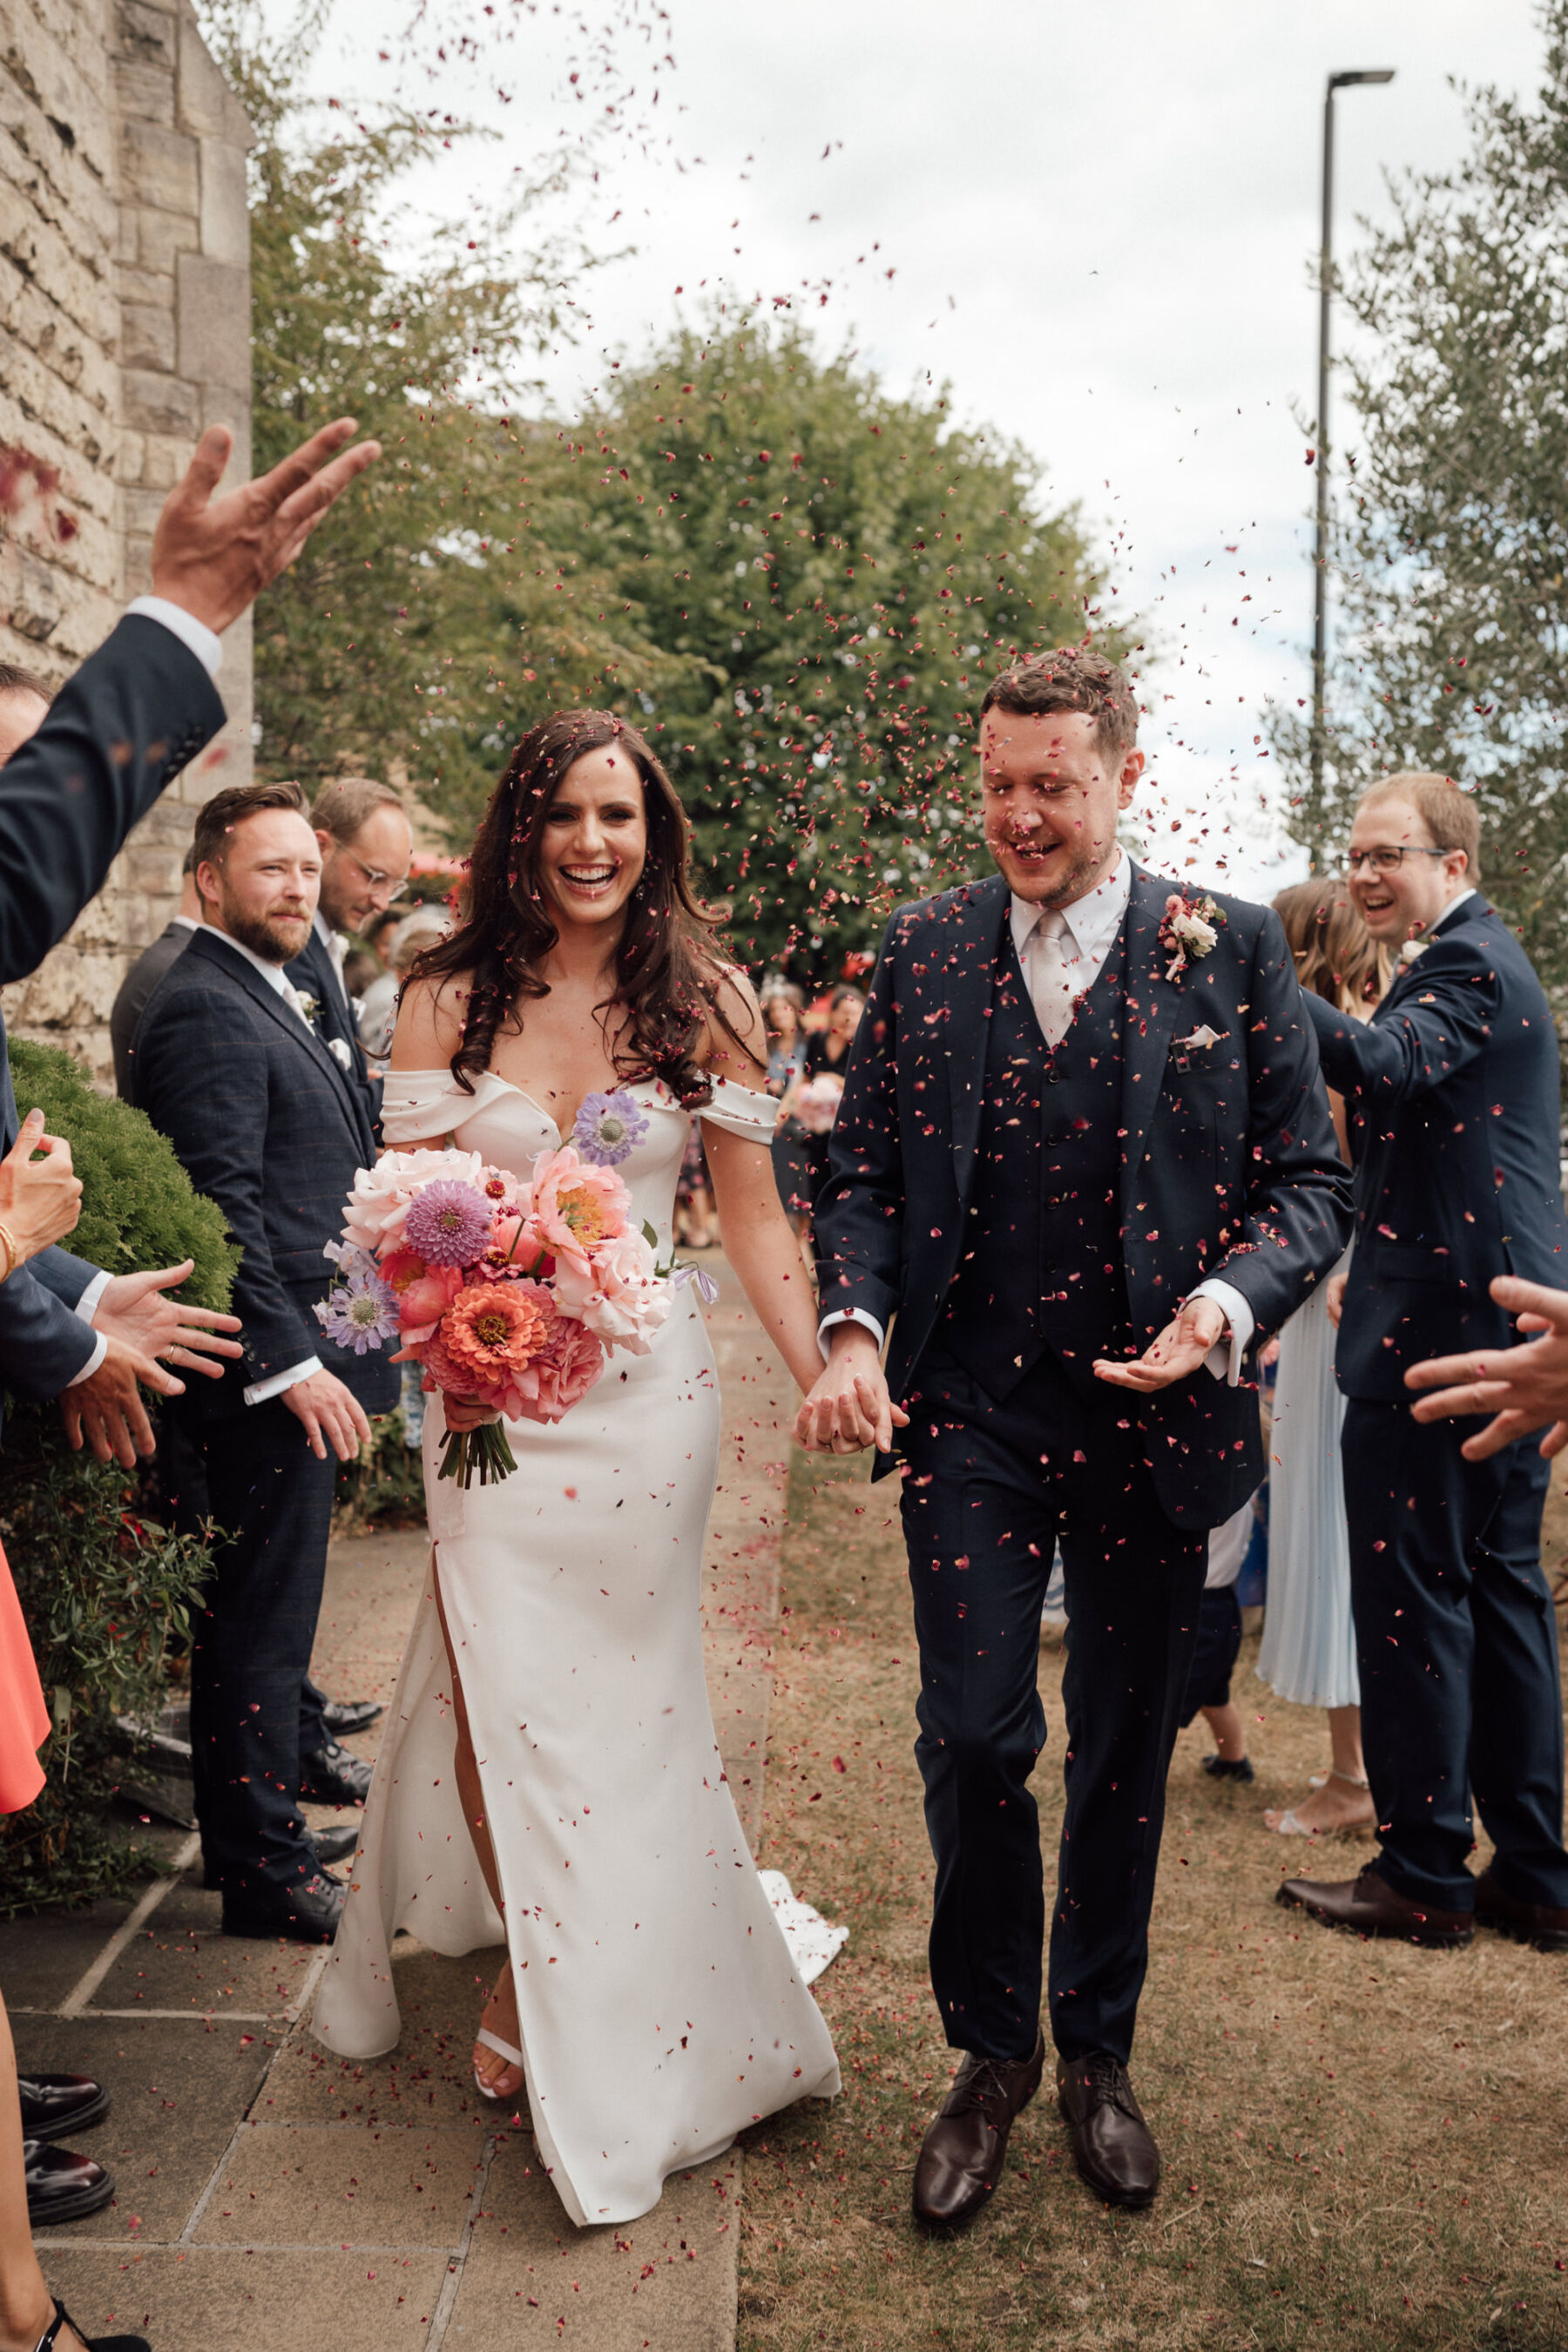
{"left": 0, "top": 1043, "right": 240, "bottom": 1912}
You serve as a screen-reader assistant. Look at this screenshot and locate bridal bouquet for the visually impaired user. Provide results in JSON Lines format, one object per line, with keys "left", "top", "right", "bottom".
{"left": 314, "top": 1115, "right": 672, "bottom": 1487}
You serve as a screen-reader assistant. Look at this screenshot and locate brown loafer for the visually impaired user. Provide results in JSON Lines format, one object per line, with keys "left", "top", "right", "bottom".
{"left": 1276, "top": 1866, "right": 1472, "bottom": 1948}
{"left": 911, "top": 2032, "right": 1044, "bottom": 2231}
{"left": 1057, "top": 2053, "right": 1160, "bottom": 2208}
{"left": 1474, "top": 1869, "right": 1568, "bottom": 1953}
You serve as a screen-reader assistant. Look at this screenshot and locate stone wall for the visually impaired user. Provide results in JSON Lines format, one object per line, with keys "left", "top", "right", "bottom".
{"left": 0, "top": 0, "right": 252, "bottom": 1081}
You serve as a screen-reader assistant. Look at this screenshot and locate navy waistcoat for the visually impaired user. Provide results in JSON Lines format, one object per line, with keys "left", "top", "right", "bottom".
{"left": 937, "top": 916, "right": 1132, "bottom": 1402}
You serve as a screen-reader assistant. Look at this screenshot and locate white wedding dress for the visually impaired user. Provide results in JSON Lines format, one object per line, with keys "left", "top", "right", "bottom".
{"left": 312, "top": 1069, "right": 841, "bottom": 2225}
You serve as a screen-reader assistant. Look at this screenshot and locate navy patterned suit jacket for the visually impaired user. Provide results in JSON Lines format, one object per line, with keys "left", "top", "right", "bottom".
{"left": 814, "top": 863, "right": 1354, "bottom": 1526}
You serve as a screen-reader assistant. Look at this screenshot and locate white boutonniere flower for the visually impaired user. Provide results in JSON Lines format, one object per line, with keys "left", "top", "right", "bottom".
{"left": 1159, "top": 892, "right": 1226, "bottom": 982}
{"left": 1398, "top": 937, "right": 1429, "bottom": 967}
{"left": 295, "top": 991, "right": 322, "bottom": 1024}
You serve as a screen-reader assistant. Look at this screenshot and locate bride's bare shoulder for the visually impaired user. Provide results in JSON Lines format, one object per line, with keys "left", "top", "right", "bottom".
{"left": 390, "top": 969, "right": 471, "bottom": 1070}
{"left": 696, "top": 956, "right": 767, "bottom": 1084}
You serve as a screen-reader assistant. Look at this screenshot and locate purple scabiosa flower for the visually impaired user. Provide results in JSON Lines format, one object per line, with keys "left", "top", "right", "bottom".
{"left": 314, "top": 1270, "right": 399, "bottom": 1355}
{"left": 572, "top": 1088, "right": 649, "bottom": 1167}
{"left": 405, "top": 1179, "right": 493, "bottom": 1267}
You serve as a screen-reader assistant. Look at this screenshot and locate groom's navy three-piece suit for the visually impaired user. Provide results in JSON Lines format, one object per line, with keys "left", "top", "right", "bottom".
{"left": 1307, "top": 892, "right": 1568, "bottom": 1918}
{"left": 132, "top": 929, "right": 396, "bottom": 1899}
{"left": 819, "top": 864, "right": 1351, "bottom": 2064}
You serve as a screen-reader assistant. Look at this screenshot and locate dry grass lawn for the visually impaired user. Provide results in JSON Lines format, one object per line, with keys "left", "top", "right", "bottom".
{"left": 737, "top": 1454, "right": 1568, "bottom": 2352}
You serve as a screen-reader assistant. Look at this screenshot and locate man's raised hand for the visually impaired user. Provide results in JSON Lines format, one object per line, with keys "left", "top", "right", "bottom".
{"left": 795, "top": 1324, "right": 909, "bottom": 1455}
{"left": 1092, "top": 1295, "right": 1227, "bottom": 1394}
{"left": 1406, "top": 1275, "right": 1568, "bottom": 1459}
{"left": 149, "top": 417, "right": 382, "bottom": 636}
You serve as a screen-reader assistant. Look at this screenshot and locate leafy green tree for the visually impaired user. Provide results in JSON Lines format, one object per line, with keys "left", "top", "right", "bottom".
{"left": 483, "top": 321, "right": 1109, "bottom": 971}
{"left": 206, "top": 4, "right": 655, "bottom": 804}
{"left": 1270, "top": 3, "right": 1568, "bottom": 987}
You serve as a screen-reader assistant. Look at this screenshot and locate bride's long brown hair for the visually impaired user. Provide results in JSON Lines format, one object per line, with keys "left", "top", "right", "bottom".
{"left": 410, "top": 709, "right": 735, "bottom": 1100}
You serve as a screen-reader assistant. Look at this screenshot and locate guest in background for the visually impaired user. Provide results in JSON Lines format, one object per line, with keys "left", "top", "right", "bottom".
{"left": 673, "top": 1119, "right": 719, "bottom": 1250}
{"left": 1257, "top": 881, "right": 1384, "bottom": 1840}
{"left": 110, "top": 845, "right": 202, "bottom": 1100}
{"left": 287, "top": 777, "right": 413, "bottom": 1122}
{"left": 1280, "top": 774, "right": 1568, "bottom": 1952}
{"left": 761, "top": 980, "right": 808, "bottom": 1093}
{"left": 133, "top": 781, "right": 398, "bottom": 1945}
{"left": 781, "top": 983, "right": 864, "bottom": 1233}
{"left": 358, "top": 909, "right": 447, "bottom": 1069}
{"left": 1180, "top": 1497, "right": 1260, "bottom": 1785}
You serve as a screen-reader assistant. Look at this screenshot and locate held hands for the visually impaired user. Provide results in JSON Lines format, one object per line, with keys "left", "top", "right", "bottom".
{"left": 1092, "top": 1295, "right": 1227, "bottom": 1393}
{"left": 150, "top": 417, "right": 382, "bottom": 636}
{"left": 1405, "top": 1276, "right": 1568, "bottom": 1459}
{"left": 0, "top": 1108, "right": 82, "bottom": 1266}
{"left": 794, "top": 1325, "right": 910, "bottom": 1455}
{"left": 1326, "top": 1269, "right": 1348, "bottom": 1329}
{"left": 282, "top": 1369, "right": 373, "bottom": 1463}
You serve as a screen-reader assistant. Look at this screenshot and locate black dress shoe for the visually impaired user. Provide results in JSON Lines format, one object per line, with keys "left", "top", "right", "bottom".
{"left": 221, "top": 1869, "right": 346, "bottom": 1943}
{"left": 1057, "top": 2052, "right": 1160, "bottom": 2207}
{"left": 308, "top": 1820, "right": 360, "bottom": 1867}
{"left": 37, "top": 2298, "right": 149, "bottom": 2352}
{"left": 19, "top": 2072, "right": 110, "bottom": 2143}
{"left": 299, "top": 1740, "right": 375, "bottom": 1807}
{"left": 1276, "top": 1866, "right": 1473, "bottom": 1948}
{"left": 911, "top": 2032, "right": 1044, "bottom": 2230}
{"left": 1474, "top": 1868, "right": 1568, "bottom": 1953}
{"left": 1200, "top": 1754, "right": 1255, "bottom": 1783}
{"left": 321, "top": 1696, "right": 384, "bottom": 1737}
{"left": 24, "top": 2139, "right": 114, "bottom": 2227}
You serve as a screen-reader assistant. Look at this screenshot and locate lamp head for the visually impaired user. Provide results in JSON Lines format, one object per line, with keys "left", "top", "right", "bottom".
{"left": 1329, "top": 69, "right": 1396, "bottom": 88}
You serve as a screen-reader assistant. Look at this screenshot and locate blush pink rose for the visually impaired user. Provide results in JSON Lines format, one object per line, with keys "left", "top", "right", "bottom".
{"left": 514, "top": 1306, "right": 605, "bottom": 1423}
{"left": 553, "top": 1227, "right": 670, "bottom": 1356}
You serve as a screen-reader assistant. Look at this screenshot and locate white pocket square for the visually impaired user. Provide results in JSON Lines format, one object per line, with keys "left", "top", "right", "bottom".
{"left": 328, "top": 1037, "right": 355, "bottom": 1071}
{"left": 1175, "top": 1024, "right": 1225, "bottom": 1052}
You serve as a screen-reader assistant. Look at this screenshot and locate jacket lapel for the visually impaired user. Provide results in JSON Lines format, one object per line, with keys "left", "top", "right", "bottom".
{"left": 188, "top": 930, "right": 365, "bottom": 1132}
{"left": 1118, "top": 865, "right": 1186, "bottom": 1219}
{"left": 943, "top": 875, "right": 1010, "bottom": 1205}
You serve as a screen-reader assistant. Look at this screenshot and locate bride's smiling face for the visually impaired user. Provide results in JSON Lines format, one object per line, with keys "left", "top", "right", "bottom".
{"left": 537, "top": 746, "right": 648, "bottom": 935}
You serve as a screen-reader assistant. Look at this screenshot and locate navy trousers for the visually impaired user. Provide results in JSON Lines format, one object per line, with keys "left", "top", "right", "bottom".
{"left": 1342, "top": 1400, "right": 1568, "bottom": 1914}
{"left": 189, "top": 1399, "right": 338, "bottom": 1896}
{"left": 899, "top": 1350, "right": 1207, "bottom": 2066}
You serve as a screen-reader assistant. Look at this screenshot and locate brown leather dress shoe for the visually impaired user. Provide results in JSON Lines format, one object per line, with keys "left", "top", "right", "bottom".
{"left": 1474, "top": 1869, "right": 1568, "bottom": 1953}
{"left": 1276, "top": 1866, "right": 1472, "bottom": 1948}
{"left": 1057, "top": 2053, "right": 1160, "bottom": 2208}
{"left": 911, "top": 2033, "right": 1044, "bottom": 2230}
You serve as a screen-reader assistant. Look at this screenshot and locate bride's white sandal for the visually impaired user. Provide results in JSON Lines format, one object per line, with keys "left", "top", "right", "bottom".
{"left": 1266, "top": 1767, "right": 1373, "bottom": 1836}
{"left": 473, "top": 2025, "right": 524, "bottom": 2100}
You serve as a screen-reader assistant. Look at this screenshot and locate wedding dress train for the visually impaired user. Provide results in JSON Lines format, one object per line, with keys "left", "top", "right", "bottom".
{"left": 312, "top": 1069, "right": 841, "bottom": 2225}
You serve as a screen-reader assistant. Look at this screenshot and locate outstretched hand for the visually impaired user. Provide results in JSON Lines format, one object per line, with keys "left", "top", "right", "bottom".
{"left": 93, "top": 1260, "right": 243, "bottom": 1380}
{"left": 1406, "top": 1275, "right": 1568, "bottom": 1458}
{"left": 149, "top": 417, "right": 382, "bottom": 635}
{"left": 1092, "top": 1296, "right": 1227, "bottom": 1393}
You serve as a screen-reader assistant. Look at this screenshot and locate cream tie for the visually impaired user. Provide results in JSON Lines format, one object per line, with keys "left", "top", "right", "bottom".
{"left": 280, "top": 977, "right": 317, "bottom": 1032}
{"left": 1024, "top": 909, "right": 1078, "bottom": 1050}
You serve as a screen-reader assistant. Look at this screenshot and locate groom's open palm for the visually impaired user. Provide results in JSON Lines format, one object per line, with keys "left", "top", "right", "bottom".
{"left": 1093, "top": 1295, "right": 1226, "bottom": 1393}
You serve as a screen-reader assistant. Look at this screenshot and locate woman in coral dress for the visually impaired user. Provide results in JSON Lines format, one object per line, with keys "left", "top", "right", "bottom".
{"left": 313, "top": 713, "right": 843, "bottom": 2226}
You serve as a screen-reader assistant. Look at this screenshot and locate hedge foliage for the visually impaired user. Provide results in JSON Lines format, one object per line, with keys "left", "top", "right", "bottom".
{"left": 0, "top": 1042, "right": 240, "bottom": 1912}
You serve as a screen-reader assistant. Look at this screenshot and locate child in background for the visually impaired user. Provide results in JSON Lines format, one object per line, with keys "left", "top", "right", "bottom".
{"left": 1180, "top": 1496, "right": 1259, "bottom": 1783}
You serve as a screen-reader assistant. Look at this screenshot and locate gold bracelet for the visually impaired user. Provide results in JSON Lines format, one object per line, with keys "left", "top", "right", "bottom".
{"left": 0, "top": 1220, "right": 17, "bottom": 1283}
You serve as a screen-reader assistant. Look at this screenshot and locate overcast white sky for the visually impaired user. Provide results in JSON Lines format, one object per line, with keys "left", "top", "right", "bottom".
{"left": 309, "top": 0, "right": 1546, "bottom": 896}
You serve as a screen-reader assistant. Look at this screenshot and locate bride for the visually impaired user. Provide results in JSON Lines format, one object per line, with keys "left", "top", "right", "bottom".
{"left": 311, "top": 711, "right": 841, "bottom": 2226}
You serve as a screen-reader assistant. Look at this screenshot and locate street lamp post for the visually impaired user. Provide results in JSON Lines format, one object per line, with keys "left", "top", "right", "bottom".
{"left": 1311, "top": 67, "right": 1395, "bottom": 798}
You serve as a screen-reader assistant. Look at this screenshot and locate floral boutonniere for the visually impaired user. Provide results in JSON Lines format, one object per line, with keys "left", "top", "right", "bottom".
{"left": 1159, "top": 891, "right": 1225, "bottom": 982}
{"left": 1398, "top": 937, "right": 1429, "bottom": 967}
{"left": 295, "top": 992, "right": 322, "bottom": 1026}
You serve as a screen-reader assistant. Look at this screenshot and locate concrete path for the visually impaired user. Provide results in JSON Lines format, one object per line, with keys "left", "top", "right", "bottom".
{"left": 11, "top": 1258, "right": 794, "bottom": 2351}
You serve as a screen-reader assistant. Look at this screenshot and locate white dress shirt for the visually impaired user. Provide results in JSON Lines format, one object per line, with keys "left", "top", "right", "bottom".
{"left": 819, "top": 852, "right": 1254, "bottom": 1383}
{"left": 197, "top": 924, "right": 324, "bottom": 1405}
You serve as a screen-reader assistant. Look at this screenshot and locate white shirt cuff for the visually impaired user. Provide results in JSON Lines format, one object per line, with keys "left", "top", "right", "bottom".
{"left": 63, "top": 1333, "right": 108, "bottom": 1386}
{"left": 76, "top": 1270, "right": 112, "bottom": 1324}
{"left": 125, "top": 595, "right": 223, "bottom": 679}
{"left": 817, "top": 1307, "right": 887, "bottom": 1363}
{"left": 244, "top": 1355, "right": 322, "bottom": 1406}
{"left": 1188, "top": 1278, "right": 1254, "bottom": 1386}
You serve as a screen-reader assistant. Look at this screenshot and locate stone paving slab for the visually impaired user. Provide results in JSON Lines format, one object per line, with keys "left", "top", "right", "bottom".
{"left": 13, "top": 1258, "right": 792, "bottom": 2351}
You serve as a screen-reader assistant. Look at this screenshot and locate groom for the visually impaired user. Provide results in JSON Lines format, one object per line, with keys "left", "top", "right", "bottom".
{"left": 801, "top": 649, "right": 1351, "bottom": 2222}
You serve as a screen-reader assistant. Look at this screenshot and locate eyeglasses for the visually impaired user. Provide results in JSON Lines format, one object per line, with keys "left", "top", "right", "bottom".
{"left": 341, "top": 848, "right": 408, "bottom": 903}
{"left": 1346, "top": 847, "right": 1450, "bottom": 877}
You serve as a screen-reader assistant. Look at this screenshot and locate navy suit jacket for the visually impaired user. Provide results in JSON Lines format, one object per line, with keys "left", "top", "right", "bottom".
{"left": 0, "top": 613, "right": 224, "bottom": 1409}
{"left": 1306, "top": 893, "right": 1568, "bottom": 1400}
{"left": 130, "top": 928, "right": 397, "bottom": 1420}
{"left": 815, "top": 864, "right": 1354, "bottom": 1526}
{"left": 286, "top": 923, "right": 381, "bottom": 1137}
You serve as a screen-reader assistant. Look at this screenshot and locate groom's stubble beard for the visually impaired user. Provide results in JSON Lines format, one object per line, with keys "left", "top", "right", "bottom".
{"left": 213, "top": 882, "right": 314, "bottom": 967}
{"left": 995, "top": 822, "right": 1120, "bottom": 909}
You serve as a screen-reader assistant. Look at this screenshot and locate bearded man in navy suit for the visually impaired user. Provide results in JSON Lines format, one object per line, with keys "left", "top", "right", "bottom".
{"left": 1279, "top": 774, "right": 1568, "bottom": 1957}
{"left": 800, "top": 649, "right": 1352, "bottom": 2224}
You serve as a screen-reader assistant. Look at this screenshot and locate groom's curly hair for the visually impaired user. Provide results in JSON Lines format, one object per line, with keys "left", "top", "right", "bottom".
{"left": 981, "top": 645, "right": 1139, "bottom": 763}
{"left": 409, "top": 710, "right": 739, "bottom": 1102}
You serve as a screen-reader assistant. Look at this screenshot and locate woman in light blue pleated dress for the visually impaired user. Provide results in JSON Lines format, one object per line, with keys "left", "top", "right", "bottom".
{"left": 1258, "top": 882, "right": 1389, "bottom": 1838}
